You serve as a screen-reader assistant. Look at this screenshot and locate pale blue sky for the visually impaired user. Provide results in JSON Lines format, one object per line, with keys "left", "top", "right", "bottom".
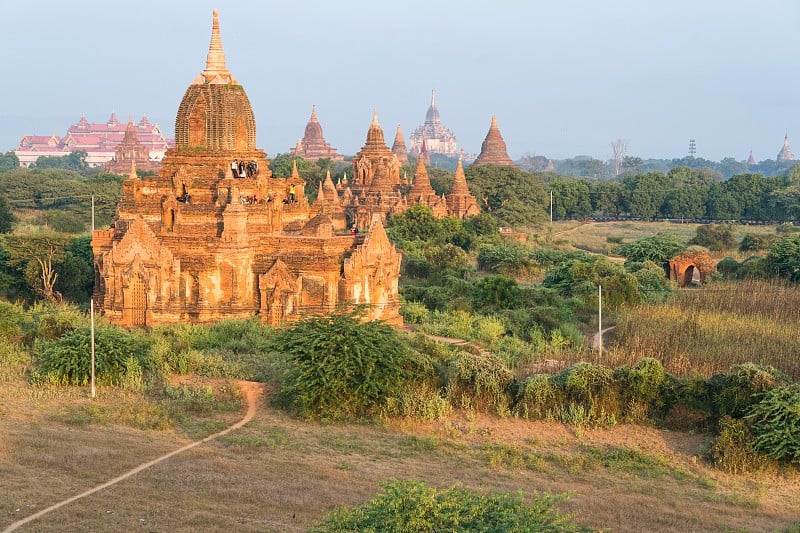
{"left": 2, "top": 0, "right": 798, "bottom": 162}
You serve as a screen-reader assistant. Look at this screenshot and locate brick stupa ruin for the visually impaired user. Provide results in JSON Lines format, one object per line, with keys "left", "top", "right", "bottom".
{"left": 91, "top": 10, "right": 402, "bottom": 328}
{"left": 472, "top": 115, "right": 517, "bottom": 168}
{"left": 288, "top": 106, "right": 343, "bottom": 162}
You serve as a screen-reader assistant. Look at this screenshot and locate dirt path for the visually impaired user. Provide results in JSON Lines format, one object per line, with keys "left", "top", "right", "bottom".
{"left": 1, "top": 381, "right": 264, "bottom": 533}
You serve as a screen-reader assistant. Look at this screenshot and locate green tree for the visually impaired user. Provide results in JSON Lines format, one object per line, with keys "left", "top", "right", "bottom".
{"left": 689, "top": 223, "right": 737, "bottom": 251}
{"left": 765, "top": 233, "right": 800, "bottom": 282}
{"left": 550, "top": 179, "right": 592, "bottom": 219}
{"left": 32, "top": 151, "right": 88, "bottom": 171}
{"left": 465, "top": 164, "right": 547, "bottom": 227}
{"left": 592, "top": 181, "right": 625, "bottom": 218}
{"left": 616, "top": 234, "right": 686, "bottom": 267}
{"left": 622, "top": 172, "right": 667, "bottom": 219}
{"left": 0, "top": 194, "right": 16, "bottom": 233}
{"left": 1, "top": 233, "right": 71, "bottom": 302}
{"left": 0, "top": 152, "right": 19, "bottom": 172}
{"left": 274, "top": 309, "right": 421, "bottom": 420}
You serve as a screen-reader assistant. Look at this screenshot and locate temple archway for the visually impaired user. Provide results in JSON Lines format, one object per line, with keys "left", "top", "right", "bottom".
{"left": 669, "top": 251, "right": 716, "bottom": 288}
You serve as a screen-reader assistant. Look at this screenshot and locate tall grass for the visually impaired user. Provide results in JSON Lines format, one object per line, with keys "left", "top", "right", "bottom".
{"left": 608, "top": 280, "right": 800, "bottom": 379}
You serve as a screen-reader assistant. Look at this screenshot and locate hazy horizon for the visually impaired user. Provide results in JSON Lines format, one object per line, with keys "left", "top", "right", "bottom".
{"left": 2, "top": 0, "right": 798, "bottom": 163}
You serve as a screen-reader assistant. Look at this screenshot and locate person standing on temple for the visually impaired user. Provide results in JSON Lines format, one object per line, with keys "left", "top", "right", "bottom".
{"left": 289, "top": 184, "right": 296, "bottom": 203}
{"left": 231, "top": 160, "right": 238, "bottom": 178}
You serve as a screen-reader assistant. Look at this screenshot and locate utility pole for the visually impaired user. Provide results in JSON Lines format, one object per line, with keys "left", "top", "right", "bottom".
{"left": 597, "top": 285, "right": 603, "bottom": 358}
{"left": 688, "top": 139, "right": 696, "bottom": 157}
{"left": 90, "top": 194, "right": 95, "bottom": 399}
{"left": 550, "top": 190, "right": 553, "bottom": 224}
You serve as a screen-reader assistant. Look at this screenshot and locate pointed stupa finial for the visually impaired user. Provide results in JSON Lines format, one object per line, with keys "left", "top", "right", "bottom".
{"left": 310, "top": 105, "right": 318, "bottom": 122}
{"left": 129, "top": 160, "right": 138, "bottom": 180}
{"left": 372, "top": 108, "right": 379, "bottom": 126}
{"left": 431, "top": 89, "right": 436, "bottom": 108}
{"left": 291, "top": 158, "right": 300, "bottom": 179}
{"left": 491, "top": 115, "right": 498, "bottom": 128}
{"left": 202, "top": 9, "right": 232, "bottom": 82}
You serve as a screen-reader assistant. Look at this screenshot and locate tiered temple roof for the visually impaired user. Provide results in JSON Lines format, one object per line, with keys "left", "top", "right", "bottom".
{"left": 91, "top": 9, "right": 401, "bottom": 328}
{"left": 445, "top": 158, "right": 480, "bottom": 219}
{"left": 289, "top": 106, "right": 343, "bottom": 162}
{"left": 409, "top": 90, "right": 458, "bottom": 157}
{"left": 777, "top": 134, "right": 795, "bottom": 162}
{"left": 472, "top": 115, "right": 517, "bottom": 168}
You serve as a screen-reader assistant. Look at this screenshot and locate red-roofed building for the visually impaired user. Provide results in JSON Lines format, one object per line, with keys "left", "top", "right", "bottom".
{"left": 14, "top": 113, "right": 174, "bottom": 168}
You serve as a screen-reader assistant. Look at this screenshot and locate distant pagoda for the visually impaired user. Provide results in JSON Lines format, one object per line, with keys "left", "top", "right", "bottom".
{"left": 289, "top": 106, "right": 343, "bottom": 162}
{"left": 104, "top": 117, "right": 160, "bottom": 174}
{"left": 472, "top": 115, "right": 516, "bottom": 168}
{"left": 747, "top": 150, "right": 756, "bottom": 165}
{"left": 777, "top": 134, "right": 795, "bottom": 162}
{"left": 409, "top": 90, "right": 458, "bottom": 157}
{"left": 391, "top": 125, "right": 409, "bottom": 165}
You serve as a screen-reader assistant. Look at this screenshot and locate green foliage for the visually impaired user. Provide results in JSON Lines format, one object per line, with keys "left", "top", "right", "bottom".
{"left": 0, "top": 152, "right": 19, "bottom": 172}
{"left": 274, "top": 310, "right": 420, "bottom": 420}
{"left": 709, "top": 416, "right": 772, "bottom": 474}
{"left": 715, "top": 363, "right": 791, "bottom": 419}
{"left": 748, "top": 385, "right": 800, "bottom": 464}
{"left": 616, "top": 234, "right": 686, "bottom": 266}
{"left": 31, "top": 151, "right": 88, "bottom": 171}
{"left": 739, "top": 233, "right": 775, "bottom": 252}
{"left": 543, "top": 255, "right": 642, "bottom": 309}
{"left": 310, "top": 479, "right": 586, "bottom": 533}
{"left": 399, "top": 301, "right": 430, "bottom": 324}
{"left": 465, "top": 164, "right": 548, "bottom": 226}
{"left": 615, "top": 358, "right": 665, "bottom": 405}
{"left": 471, "top": 276, "right": 522, "bottom": 312}
{"left": 442, "top": 349, "right": 514, "bottom": 414}
{"left": 766, "top": 233, "right": 800, "bottom": 282}
{"left": 689, "top": 223, "right": 737, "bottom": 251}
{"left": 41, "top": 210, "right": 86, "bottom": 233}
{"left": 477, "top": 241, "right": 535, "bottom": 275}
{"left": 32, "top": 323, "right": 149, "bottom": 386}
{"left": 556, "top": 362, "right": 618, "bottom": 417}
{"left": 515, "top": 374, "right": 563, "bottom": 419}
{"left": 0, "top": 194, "right": 15, "bottom": 233}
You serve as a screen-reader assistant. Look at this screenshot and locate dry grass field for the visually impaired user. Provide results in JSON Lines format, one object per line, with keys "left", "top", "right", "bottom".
{"left": 543, "top": 220, "right": 779, "bottom": 258}
{"left": 2, "top": 378, "right": 799, "bottom": 533}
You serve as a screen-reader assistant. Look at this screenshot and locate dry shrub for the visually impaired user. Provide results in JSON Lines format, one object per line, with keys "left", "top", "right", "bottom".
{"left": 442, "top": 350, "right": 514, "bottom": 415}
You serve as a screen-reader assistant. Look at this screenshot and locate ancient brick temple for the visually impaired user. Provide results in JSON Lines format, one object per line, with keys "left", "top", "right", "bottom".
{"left": 391, "top": 125, "right": 409, "bottom": 166}
{"left": 340, "top": 111, "right": 480, "bottom": 229}
{"left": 91, "top": 10, "right": 401, "bottom": 327}
{"left": 288, "top": 106, "right": 343, "bottom": 162}
{"left": 472, "top": 115, "right": 517, "bottom": 168}
{"left": 104, "top": 118, "right": 160, "bottom": 174}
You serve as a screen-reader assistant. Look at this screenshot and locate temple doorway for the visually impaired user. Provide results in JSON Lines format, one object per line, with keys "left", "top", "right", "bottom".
{"left": 129, "top": 274, "right": 147, "bottom": 327}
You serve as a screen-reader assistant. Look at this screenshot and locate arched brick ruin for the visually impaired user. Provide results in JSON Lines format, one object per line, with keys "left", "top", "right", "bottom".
{"left": 668, "top": 251, "right": 716, "bottom": 287}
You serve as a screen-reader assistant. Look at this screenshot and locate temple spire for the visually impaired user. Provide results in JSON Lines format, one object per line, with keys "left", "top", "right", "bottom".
{"left": 310, "top": 105, "right": 318, "bottom": 122}
{"left": 129, "top": 160, "right": 138, "bottom": 180}
{"left": 202, "top": 9, "right": 232, "bottom": 82}
{"left": 372, "top": 108, "right": 379, "bottom": 127}
{"left": 431, "top": 89, "right": 436, "bottom": 109}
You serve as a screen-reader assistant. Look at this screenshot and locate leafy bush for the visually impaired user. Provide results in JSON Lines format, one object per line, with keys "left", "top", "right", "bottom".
{"left": 739, "top": 233, "right": 775, "bottom": 252}
{"left": 689, "top": 223, "right": 737, "bottom": 251}
{"left": 0, "top": 343, "right": 31, "bottom": 381}
{"left": 553, "top": 363, "right": 619, "bottom": 423}
{"left": 616, "top": 234, "right": 685, "bottom": 266}
{"left": 715, "top": 363, "right": 791, "bottom": 418}
{"left": 709, "top": 416, "right": 772, "bottom": 474}
{"left": 477, "top": 242, "right": 535, "bottom": 275}
{"left": 748, "top": 385, "right": 800, "bottom": 464}
{"left": 715, "top": 257, "right": 741, "bottom": 279}
{"left": 274, "top": 310, "right": 421, "bottom": 420}
{"left": 309, "top": 479, "right": 586, "bottom": 533}
{"left": 400, "top": 301, "right": 430, "bottom": 324}
{"left": 515, "top": 374, "right": 563, "bottom": 419}
{"left": 766, "top": 233, "right": 800, "bottom": 282}
{"left": 442, "top": 350, "right": 514, "bottom": 415}
{"left": 33, "top": 323, "right": 149, "bottom": 386}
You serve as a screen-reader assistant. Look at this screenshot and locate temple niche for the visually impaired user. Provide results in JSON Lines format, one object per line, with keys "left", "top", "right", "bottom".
{"left": 91, "top": 10, "right": 401, "bottom": 328}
